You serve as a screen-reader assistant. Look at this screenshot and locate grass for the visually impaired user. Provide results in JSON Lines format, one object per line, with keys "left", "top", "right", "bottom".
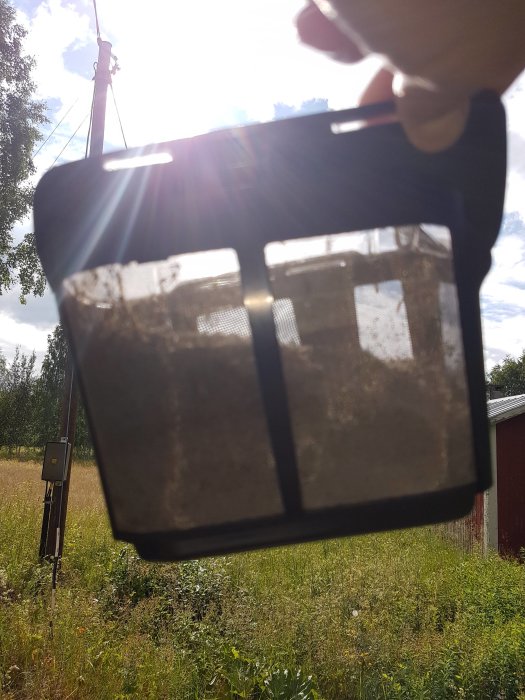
{"left": 1, "top": 459, "right": 525, "bottom": 699}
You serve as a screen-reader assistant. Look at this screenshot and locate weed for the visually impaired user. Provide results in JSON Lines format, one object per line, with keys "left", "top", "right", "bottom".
{"left": 212, "top": 647, "right": 320, "bottom": 699}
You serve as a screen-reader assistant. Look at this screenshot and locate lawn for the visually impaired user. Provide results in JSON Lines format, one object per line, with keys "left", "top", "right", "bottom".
{"left": 1, "top": 458, "right": 525, "bottom": 699}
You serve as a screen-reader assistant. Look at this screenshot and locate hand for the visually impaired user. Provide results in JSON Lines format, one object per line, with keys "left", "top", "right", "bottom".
{"left": 297, "top": 1, "right": 525, "bottom": 151}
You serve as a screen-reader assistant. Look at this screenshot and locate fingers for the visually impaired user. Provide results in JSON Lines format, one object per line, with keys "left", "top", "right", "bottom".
{"left": 393, "top": 75, "right": 470, "bottom": 152}
{"left": 359, "top": 68, "right": 394, "bottom": 105}
{"left": 296, "top": 3, "right": 363, "bottom": 63}
{"left": 359, "top": 69, "right": 470, "bottom": 151}
{"left": 296, "top": 2, "right": 471, "bottom": 151}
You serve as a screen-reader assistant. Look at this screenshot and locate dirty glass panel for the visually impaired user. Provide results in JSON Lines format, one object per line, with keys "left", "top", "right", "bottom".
{"left": 265, "top": 225, "right": 474, "bottom": 510}
{"left": 61, "top": 249, "right": 283, "bottom": 533}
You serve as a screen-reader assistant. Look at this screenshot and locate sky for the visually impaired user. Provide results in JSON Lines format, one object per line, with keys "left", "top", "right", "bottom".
{"left": 1, "top": 0, "right": 525, "bottom": 373}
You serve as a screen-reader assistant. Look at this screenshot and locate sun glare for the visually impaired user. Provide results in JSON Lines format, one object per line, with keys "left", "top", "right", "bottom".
{"left": 100, "top": 2, "right": 292, "bottom": 145}
{"left": 96, "top": 0, "right": 370, "bottom": 149}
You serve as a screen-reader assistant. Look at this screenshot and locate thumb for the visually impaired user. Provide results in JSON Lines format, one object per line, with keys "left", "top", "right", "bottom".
{"left": 392, "top": 72, "right": 470, "bottom": 152}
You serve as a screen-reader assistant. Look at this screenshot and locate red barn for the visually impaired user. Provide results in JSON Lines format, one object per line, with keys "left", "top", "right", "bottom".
{"left": 485, "top": 394, "right": 525, "bottom": 557}
{"left": 438, "top": 394, "right": 525, "bottom": 556}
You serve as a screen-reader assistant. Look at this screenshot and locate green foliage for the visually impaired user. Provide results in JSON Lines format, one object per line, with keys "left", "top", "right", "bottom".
{"left": 9, "top": 231, "right": 47, "bottom": 303}
{"left": 1, "top": 468, "right": 525, "bottom": 699}
{"left": 0, "top": 325, "right": 93, "bottom": 457}
{"left": 33, "top": 325, "right": 68, "bottom": 445}
{"left": 216, "top": 648, "right": 318, "bottom": 699}
{"left": 34, "top": 324, "right": 92, "bottom": 456}
{"left": 2, "top": 481, "right": 525, "bottom": 700}
{"left": 0, "top": 346, "right": 36, "bottom": 452}
{"left": 488, "top": 349, "right": 525, "bottom": 397}
{"left": 101, "top": 547, "right": 177, "bottom": 613}
{"left": 99, "top": 547, "right": 232, "bottom": 630}
{"left": 0, "top": 0, "right": 47, "bottom": 297}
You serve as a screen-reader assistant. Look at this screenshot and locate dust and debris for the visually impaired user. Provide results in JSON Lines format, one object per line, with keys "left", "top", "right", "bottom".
{"left": 61, "top": 240, "right": 474, "bottom": 533}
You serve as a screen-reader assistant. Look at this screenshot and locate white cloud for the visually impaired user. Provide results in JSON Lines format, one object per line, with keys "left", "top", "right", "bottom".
{"left": 482, "top": 314, "right": 525, "bottom": 371}
{"left": 504, "top": 169, "right": 525, "bottom": 215}
{"left": 481, "top": 232, "right": 525, "bottom": 370}
{"left": 476, "top": 74, "right": 525, "bottom": 370}
{"left": 0, "top": 312, "right": 53, "bottom": 366}
{"left": 19, "top": 0, "right": 93, "bottom": 99}
{"left": 15, "top": 1, "right": 95, "bottom": 173}
{"left": 486, "top": 235, "right": 525, "bottom": 287}
{"left": 502, "top": 75, "right": 525, "bottom": 219}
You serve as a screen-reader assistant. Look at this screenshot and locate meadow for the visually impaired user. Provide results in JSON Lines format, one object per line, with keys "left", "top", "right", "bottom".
{"left": 1, "top": 458, "right": 525, "bottom": 699}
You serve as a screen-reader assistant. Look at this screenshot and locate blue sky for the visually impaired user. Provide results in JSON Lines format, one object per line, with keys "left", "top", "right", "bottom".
{"left": 1, "top": 0, "right": 524, "bottom": 371}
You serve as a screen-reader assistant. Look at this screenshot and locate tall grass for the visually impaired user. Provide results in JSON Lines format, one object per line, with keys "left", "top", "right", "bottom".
{"left": 1, "top": 459, "right": 525, "bottom": 699}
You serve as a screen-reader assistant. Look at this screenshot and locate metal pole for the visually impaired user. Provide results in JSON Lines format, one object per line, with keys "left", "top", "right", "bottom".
{"left": 89, "top": 40, "right": 112, "bottom": 158}
{"left": 38, "top": 483, "right": 52, "bottom": 559}
{"left": 41, "top": 39, "right": 112, "bottom": 560}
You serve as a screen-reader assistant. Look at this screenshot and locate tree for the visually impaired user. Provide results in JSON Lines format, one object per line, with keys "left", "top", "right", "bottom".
{"left": 0, "top": 346, "right": 37, "bottom": 452}
{"left": 34, "top": 324, "right": 68, "bottom": 445}
{"left": 1, "top": 0, "right": 47, "bottom": 298}
{"left": 487, "top": 350, "right": 525, "bottom": 397}
{"left": 0, "top": 328, "right": 93, "bottom": 456}
{"left": 0, "top": 350, "right": 6, "bottom": 389}
{"left": 34, "top": 324, "right": 93, "bottom": 457}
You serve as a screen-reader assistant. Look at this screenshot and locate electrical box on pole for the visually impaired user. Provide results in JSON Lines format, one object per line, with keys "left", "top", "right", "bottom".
{"left": 38, "top": 439, "right": 71, "bottom": 559}
{"left": 41, "top": 440, "right": 71, "bottom": 483}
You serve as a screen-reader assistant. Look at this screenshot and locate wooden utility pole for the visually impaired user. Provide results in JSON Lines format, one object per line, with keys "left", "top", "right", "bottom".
{"left": 89, "top": 40, "right": 112, "bottom": 158}
{"left": 40, "top": 39, "right": 113, "bottom": 560}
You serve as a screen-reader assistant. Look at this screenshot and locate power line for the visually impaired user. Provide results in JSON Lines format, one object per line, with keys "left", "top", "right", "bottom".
{"left": 110, "top": 83, "right": 128, "bottom": 149}
{"left": 33, "top": 97, "right": 80, "bottom": 158}
{"left": 92, "top": 0, "right": 101, "bottom": 38}
{"left": 85, "top": 82, "right": 96, "bottom": 158}
{"left": 48, "top": 114, "right": 90, "bottom": 169}
{"left": 37, "top": 0, "right": 103, "bottom": 162}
